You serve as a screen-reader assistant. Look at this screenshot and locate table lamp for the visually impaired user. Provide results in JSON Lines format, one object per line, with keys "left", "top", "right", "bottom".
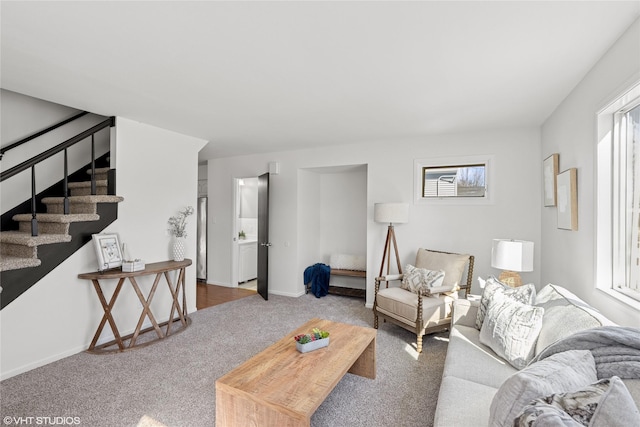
{"left": 374, "top": 203, "right": 409, "bottom": 277}
{"left": 491, "top": 239, "right": 534, "bottom": 287}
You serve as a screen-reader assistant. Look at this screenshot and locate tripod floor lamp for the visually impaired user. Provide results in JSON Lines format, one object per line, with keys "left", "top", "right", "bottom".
{"left": 374, "top": 203, "right": 409, "bottom": 277}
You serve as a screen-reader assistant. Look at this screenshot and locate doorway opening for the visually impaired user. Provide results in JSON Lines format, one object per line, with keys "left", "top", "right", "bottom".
{"left": 232, "top": 177, "right": 258, "bottom": 290}
{"left": 297, "top": 164, "right": 368, "bottom": 295}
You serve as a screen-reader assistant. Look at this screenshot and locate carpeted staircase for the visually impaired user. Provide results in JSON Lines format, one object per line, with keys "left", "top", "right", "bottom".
{"left": 0, "top": 166, "right": 123, "bottom": 307}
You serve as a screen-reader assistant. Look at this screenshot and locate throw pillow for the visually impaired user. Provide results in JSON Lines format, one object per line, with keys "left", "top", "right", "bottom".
{"left": 414, "top": 249, "right": 469, "bottom": 290}
{"left": 479, "top": 291, "right": 544, "bottom": 369}
{"left": 589, "top": 376, "right": 640, "bottom": 426}
{"left": 489, "top": 350, "right": 598, "bottom": 427}
{"left": 475, "top": 276, "right": 536, "bottom": 330}
{"left": 533, "top": 284, "right": 615, "bottom": 356}
{"left": 513, "top": 376, "right": 640, "bottom": 427}
{"left": 400, "top": 264, "right": 446, "bottom": 296}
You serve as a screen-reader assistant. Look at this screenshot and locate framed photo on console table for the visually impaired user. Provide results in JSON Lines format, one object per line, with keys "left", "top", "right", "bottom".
{"left": 92, "top": 233, "right": 123, "bottom": 271}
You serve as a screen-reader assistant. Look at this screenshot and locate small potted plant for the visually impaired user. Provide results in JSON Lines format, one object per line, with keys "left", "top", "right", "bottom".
{"left": 294, "top": 328, "right": 330, "bottom": 353}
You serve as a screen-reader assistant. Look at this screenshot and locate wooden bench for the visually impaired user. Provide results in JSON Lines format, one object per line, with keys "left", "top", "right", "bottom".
{"left": 304, "top": 268, "right": 367, "bottom": 297}
{"left": 328, "top": 268, "right": 366, "bottom": 298}
{"left": 330, "top": 268, "right": 366, "bottom": 278}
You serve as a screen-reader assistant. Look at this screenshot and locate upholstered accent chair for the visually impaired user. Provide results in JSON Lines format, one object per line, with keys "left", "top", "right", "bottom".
{"left": 373, "top": 248, "right": 474, "bottom": 353}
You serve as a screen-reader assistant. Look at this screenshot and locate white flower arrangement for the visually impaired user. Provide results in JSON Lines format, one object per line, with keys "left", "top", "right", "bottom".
{"left": 167, "top": 206, "right": 194, "bottom": 238}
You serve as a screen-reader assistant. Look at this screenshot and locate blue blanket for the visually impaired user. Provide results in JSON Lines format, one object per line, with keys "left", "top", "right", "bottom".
{"left": 304, "top": 263, "right": 331, "bottom": 298}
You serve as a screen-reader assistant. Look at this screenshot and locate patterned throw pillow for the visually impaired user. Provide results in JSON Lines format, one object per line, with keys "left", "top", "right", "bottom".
{"left": 489, "top": 350, "right": 597, "bottom": 427}
{"left": 475, "top": 276, "right": 536, "bottom": 330}
{"left": 401, "top": 264, "right": 445, "bottom": 296}
{"left": 479, "top": 291, "right": 544, "bottom": 369}
{"left": 514, "top": 376, "right": 640, "bottom": 427}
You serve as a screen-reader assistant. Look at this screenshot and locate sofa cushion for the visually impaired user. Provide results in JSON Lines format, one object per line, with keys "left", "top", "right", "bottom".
{"left": 444, "top": 325, "right": 518, "bottom": 388}
{"left": 329, "top": 253, "right": 365, "bottom": 271}
{"left": 623, "top": 378, "right": 640, "bottom": 403}
{"left": 375, "top": 287, "right": 456, "bottom": 326}
{"left": 475, "top": 277, "right": 536, "bottom": 330}
{"left": 479, "top": 291, "right": 544, "bottom": 369}
{"left": 400, "top": 264, "right": 446, "bottom": 295}
{"left": 514, "top": 376, "right": 640, "bottom": 427}
{"left": 415, "top": 249, "right": 470, "bottom": 290}
{"left": 534, "top": 284, "right": 615, "bottom": 355}
{"left": 489, "top": 350, "right": 598, "bottom": 427}
{"left": 433, "top": 376, "right": 497, "bottom": 427}
{"left": 590, "top": 377, "right": 640, "bottom": 426}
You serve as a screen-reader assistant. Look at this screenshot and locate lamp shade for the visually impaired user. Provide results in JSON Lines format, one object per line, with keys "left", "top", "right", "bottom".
{"left": 491, "top": 239, "right": 534, "bottom": 272}
{"left": 374, "top": 203, "right": 409, "bottom": 224}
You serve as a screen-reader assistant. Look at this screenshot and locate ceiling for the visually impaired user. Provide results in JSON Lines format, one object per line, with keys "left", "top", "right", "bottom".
{"left": 2, "top": 1, "right": 639, "bottom": 162}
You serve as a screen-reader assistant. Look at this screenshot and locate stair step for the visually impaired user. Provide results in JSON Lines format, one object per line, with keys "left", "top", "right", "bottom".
{"left": 68, "top": 180, "right": 108, "bottom": 196}
{"left": 0, "top": 231, "right": 73, "bottom": 246}
{"left": 68, "top": 180, "right": 108, "bottom": 188}
{"left": 13, "top": 213, "right": 100, "bottom": 223}
{"left": 13, "top": 213, "right": 100, "bottom": 234}
{"left": 86, "top": 167, "right": 110, "bottom": 180}
{"left": 1, "top": 232, "right": 72, "bottom": 259}
{"left": 42, "top": 195, "right": 124, "bottom": 214}
{"left": 0, "top": 255, "right": 41, "bottom": 272}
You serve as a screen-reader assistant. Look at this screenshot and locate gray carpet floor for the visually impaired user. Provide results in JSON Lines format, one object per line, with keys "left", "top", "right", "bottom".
{"left": 0, "top": 294, "right": 448, "bottom": 427}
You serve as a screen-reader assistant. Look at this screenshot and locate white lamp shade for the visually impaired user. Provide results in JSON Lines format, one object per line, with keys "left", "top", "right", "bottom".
{"left": 491, "top": 239, "right": 534, "bottom": 272}
{"left": 374, "top": 203, "right": 409, "bottom": 224}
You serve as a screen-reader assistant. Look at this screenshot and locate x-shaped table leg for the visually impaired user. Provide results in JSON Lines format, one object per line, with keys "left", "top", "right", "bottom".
{"left": 129, "top": 274, "right": 163, "bottom": 347}
{"left": 165, "top": 268, "right": 188, "bottom": 335}
{"left": 90, "top": 278, "right": 125, "bottom": 351}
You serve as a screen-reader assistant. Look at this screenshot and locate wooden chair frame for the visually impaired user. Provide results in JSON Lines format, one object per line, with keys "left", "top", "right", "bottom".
{"left": 373, "top": 250, "right": 474, "bottom": 353}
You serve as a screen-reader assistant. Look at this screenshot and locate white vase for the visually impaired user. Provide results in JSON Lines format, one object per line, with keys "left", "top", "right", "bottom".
{"left": 172, "top": 236, "right": 186, "bottom": 261}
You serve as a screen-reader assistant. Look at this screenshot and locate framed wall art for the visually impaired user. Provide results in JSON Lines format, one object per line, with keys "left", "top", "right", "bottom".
{"left": 543, "top": 153, "right": 559, "bottom": 206}
{"left": 556, "top": 168, "right": 578, "bottom": 231}
{"left": 92, "top": 233, "right": 123, "bottom": 271}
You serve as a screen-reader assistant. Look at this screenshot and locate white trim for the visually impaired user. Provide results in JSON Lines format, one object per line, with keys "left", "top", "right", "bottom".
{"left": 596, "top": 286, "right": 640, "bottom": 312}
{"left": 413, "top": 154, "right": 494, "bottom": 205}
{"left": 595, "top": 80, "right": 640, "bottom": 313}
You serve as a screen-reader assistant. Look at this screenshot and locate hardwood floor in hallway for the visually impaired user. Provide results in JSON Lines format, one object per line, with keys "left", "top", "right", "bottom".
{"left": 196, "top": 281, "right": 257, "bottom": 309}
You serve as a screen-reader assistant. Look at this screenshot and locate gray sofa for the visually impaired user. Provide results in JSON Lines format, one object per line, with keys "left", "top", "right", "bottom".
{"left": 433, "top": 283, "right": 640, "bottom": 426}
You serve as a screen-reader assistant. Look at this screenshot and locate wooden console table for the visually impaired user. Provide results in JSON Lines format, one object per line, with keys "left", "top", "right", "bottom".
{"left": 78, "top": 259, "right": 192, "bottom": 353}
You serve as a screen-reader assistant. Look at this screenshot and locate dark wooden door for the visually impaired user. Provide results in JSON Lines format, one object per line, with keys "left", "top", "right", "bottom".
{"left": 257, "top": 172, "right": 270, "bottom": 300}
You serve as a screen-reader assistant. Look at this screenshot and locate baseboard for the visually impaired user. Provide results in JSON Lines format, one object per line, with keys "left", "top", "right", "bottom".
{"left": 1, "top": 343, "right": 90, "bottom": 381}
{"left": 269, "top": 289, "right": 305, "bottom": 298}
{"left": 1, "top": 314, "right": 183, "bottom": 381}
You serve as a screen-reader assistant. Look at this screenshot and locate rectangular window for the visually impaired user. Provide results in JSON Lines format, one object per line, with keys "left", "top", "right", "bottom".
{"left": 613, "top": 99, "right": 640, "bottom": 299}
{"left": 598, "top": 81, "right": 640, "bottom": 304}
{"left": 422, "top": 164, "right": 486, "bottom": 198}
{"left": 414, "top": 155, "right": 492, "bottom": 205}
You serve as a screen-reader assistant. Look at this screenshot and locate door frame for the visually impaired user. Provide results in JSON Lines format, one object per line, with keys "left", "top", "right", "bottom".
{"left": 230, "top": 178, "right": 241, "bottom": 287}
{"left": 231, "top": 176, "right": 260, "bottom": 288}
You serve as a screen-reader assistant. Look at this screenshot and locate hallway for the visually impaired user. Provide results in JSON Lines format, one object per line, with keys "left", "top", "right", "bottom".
{"left": 196, "top": 282, "right": 256, "bottom": 309}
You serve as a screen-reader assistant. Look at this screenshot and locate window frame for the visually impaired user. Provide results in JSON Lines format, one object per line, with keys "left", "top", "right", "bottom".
{"left": 596, "top": 80, "right": 640, "bottom": 309}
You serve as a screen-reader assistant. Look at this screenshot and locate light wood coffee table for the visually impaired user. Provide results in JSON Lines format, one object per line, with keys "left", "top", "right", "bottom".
{"left": 215, "top": 317, "right": 376, "bottom": 427}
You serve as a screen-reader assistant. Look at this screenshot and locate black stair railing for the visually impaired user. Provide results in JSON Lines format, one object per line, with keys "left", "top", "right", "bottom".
{"left": 0, "top": 111, "right": 89, "bottom": 160}
{"left": 1, "top": 116, "right": 115, "bottom": 236}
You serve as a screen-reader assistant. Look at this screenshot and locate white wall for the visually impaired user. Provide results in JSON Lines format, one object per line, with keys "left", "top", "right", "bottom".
{"left": 540, "top": 18, "right": 640, "bottom": 326}
{"left": 1, "top": 89, "right": 79, "bottom": 145}
{"left": 207, "top": 127, "right": 541, "bottom": 305}
{"left": 1, "top": 90, "right": 111, "bottom": 214}
{"left": 0, "top": 117, "right": 206, "bottom": 380}
{"left": 317, "top": 167, "right": 367, "bottom": 263}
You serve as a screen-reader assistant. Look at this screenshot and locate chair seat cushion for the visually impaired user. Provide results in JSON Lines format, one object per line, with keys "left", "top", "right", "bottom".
{"left": 376, "top": 287, "right": 457, "bottom": 327}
